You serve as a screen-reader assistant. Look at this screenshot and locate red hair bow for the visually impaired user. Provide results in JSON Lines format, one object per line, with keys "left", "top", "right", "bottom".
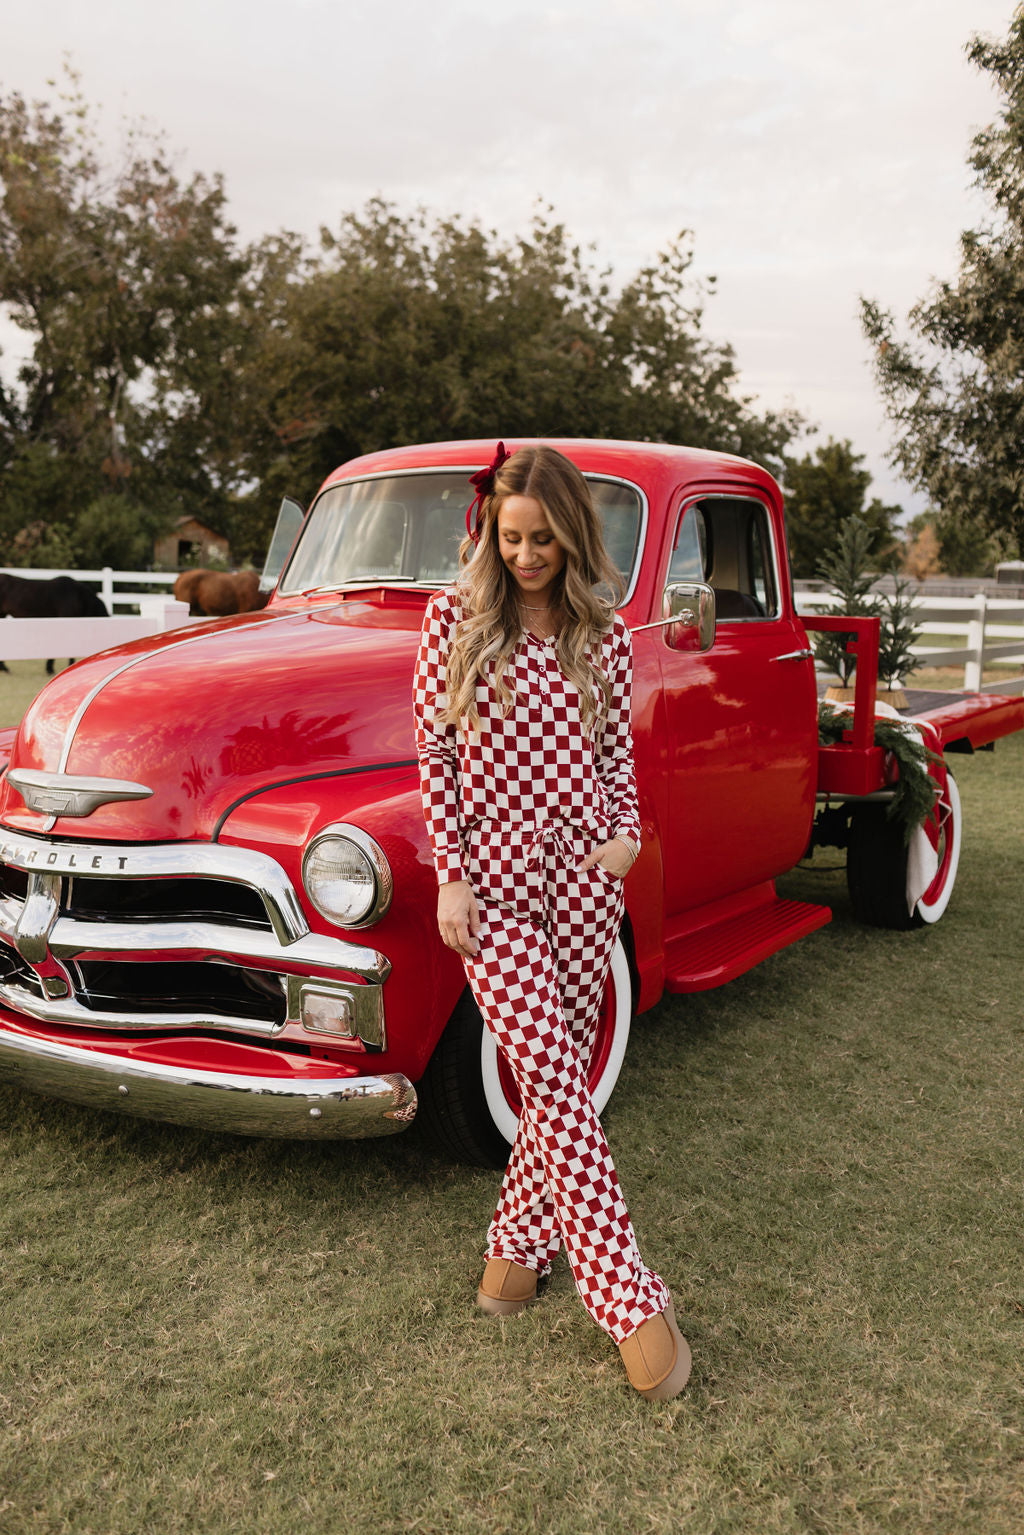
{"left": 465, "top": 441, "right": 512, "bottom": 543}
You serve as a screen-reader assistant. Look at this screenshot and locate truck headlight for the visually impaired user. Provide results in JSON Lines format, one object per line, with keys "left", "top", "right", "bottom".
{"left": 302, "top": 825, "right": 393, "bottom": 928}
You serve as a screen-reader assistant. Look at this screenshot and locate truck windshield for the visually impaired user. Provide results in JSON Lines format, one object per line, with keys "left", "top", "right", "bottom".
{"left": 278, "top": 471, "right": 643, "bottom": 595}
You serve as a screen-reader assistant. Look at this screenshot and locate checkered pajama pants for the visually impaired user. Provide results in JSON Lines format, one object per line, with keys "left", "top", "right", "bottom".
{"left": 462, "top": 821, "right": 670, "bottom": 1344}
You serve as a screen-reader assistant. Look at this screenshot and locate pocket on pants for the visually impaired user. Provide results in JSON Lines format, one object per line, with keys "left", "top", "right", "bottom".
{"left": 464, "top": 824, "right": 533, "bottom": 909}
{"left": 590, "top": 859, "right": 624, "bottom": 885}
{"left": 580, "top": 852, "right": 627, "bottom": 929}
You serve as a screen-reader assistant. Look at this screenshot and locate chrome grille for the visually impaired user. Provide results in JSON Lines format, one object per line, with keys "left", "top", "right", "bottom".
{"left": 0, "top": 863, "right": 28, "bottom": 904}
{"left": 0, "top": 827, "right": 390, "bottom": 1049}
{"left": 74, "top": 960, "right": 288, "bottom": 1027}
{"left": 0, "top": 945, "right": 44, "bottom": 998}
{"left": 66, "top": 877, "right": 272, "bottom": 930}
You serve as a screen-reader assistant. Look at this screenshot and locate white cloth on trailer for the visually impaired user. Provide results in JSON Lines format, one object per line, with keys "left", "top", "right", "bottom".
{"left": 820, "top": 699, "right": 940, "bottom": 916}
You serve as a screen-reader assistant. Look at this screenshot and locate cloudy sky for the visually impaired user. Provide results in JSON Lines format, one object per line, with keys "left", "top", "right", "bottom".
{"left": 1, "top": 0, "right": 1015, "bottom": 513}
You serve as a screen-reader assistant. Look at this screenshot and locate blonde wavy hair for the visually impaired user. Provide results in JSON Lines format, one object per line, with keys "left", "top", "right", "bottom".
{"left": 443, "top": 445, "right": 625, "bottom": 734}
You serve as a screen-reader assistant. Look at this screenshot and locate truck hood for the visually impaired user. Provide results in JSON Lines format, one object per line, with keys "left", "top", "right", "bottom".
{"left": 0, "top": 599, "right": 424, "bottom": 841}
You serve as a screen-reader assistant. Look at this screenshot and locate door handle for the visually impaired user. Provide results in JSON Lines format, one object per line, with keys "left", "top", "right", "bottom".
{"left": 772, "top": 649, "right": 814, "bottom": 662}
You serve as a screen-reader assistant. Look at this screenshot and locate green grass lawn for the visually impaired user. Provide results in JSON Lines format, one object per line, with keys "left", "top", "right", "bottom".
{"left": 0, "top": 659, "right": 76, "bottom": 731}
{"left": 0, "top": 678, "right": 1022, "bottom": 1532}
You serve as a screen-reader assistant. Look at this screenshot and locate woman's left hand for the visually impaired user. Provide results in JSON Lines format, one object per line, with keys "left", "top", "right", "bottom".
{"left": 578, "top": 838, "right": 633, "bottom": 880}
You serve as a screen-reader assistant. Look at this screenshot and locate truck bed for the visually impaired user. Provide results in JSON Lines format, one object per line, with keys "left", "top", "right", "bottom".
{"left": 899, "top": 688, "right": 1024, "bottom": 751}
{"left": 815, "top": 684, "right": 1024, "bottom": 797}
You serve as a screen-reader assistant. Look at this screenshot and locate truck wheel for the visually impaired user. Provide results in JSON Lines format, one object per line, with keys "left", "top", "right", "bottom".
{"left": 418, "top": 938, "right": 633, "bottom": 1168}
{"left": 847, "top": 773, "right": 962, "bottom": 930}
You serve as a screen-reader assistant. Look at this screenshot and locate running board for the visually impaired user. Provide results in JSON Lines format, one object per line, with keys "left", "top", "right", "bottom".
{"left": 664, "top": 895, "right": 831, "bottom": 993}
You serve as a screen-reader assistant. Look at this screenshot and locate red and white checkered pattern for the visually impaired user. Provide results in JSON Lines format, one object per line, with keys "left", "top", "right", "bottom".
{"left": 412, "top": 592, "right": 667, "bottom": 1343}
{"left": 463, "top": 825, "right": 669, "bottom": 1342}
{"left": 412, "top": 590, "right": 642, "bottom": 884}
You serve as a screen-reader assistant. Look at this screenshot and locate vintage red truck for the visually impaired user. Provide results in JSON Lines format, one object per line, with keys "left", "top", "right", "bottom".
{"left": 1, "top": 439, "right": 1021, "bottom": 1164}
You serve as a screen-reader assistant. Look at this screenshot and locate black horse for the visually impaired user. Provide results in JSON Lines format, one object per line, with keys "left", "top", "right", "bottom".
{"left": 0, "top": 573, "right": 109, "bottom": 674}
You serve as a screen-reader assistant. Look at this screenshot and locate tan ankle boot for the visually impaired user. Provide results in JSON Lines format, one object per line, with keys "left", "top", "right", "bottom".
{"left": 476, "top": 1258, "right": 538, "bottom": 1316}
{"left": 618, "top": 1303, "right": 692, "bottom": 1400}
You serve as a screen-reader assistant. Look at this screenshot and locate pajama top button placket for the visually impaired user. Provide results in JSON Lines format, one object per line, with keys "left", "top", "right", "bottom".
{"left": 538, "top": 642, "right": 554, "bottom": 723}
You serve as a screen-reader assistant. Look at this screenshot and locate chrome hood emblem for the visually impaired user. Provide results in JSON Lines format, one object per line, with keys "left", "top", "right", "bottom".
{"left": 6, "top": 769, "right": 154, "bottom": 818}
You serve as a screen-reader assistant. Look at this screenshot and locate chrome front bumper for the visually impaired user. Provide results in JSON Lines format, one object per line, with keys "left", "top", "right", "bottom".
{"left": 0, "top": 1023, "right": 417, "bottom": 1140}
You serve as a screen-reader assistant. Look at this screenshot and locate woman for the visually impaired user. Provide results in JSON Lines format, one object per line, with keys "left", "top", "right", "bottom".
{"left": 413, "top": 443, "right": 691, "bottom": 1401}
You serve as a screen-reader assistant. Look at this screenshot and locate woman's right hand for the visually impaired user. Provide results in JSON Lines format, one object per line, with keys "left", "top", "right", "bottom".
{"left": 437, "top": 880, "right": 482, "bottom": 959}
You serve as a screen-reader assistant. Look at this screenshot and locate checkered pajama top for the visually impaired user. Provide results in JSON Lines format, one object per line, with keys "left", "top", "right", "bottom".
{"left": 413, "top": 589, "right": 643, "bottom": 885}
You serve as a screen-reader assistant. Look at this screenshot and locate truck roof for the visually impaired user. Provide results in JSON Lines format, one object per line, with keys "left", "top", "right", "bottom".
{"left": 321, "top": 438, "right": 780, "bottom": 500}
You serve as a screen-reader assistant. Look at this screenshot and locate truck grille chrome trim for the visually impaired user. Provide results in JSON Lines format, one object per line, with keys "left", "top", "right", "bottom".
{"left": 0, "top": 828, "right": 390, "bottom": 1050}
{"left": 0, "top": 969, "right": 385, "bottom": 1046}
{"left": 42, "top": 917, "right": 388, "bottom": 980}
{"left": 0, "top": 829, "right": 309, "bottom": 945}
{"left": 13, "top": 872, "right": 60, "bottom": 963}
{"left": 0, "top": 977, "right": 286, "bottom": 1037}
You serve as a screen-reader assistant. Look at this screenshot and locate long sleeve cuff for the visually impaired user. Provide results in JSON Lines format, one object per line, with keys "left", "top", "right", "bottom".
{"left": 612, "top": 822, "right": 642, "bottom": 853}
{"left": 434, "top": 847, "right": 468, "bottom": 884}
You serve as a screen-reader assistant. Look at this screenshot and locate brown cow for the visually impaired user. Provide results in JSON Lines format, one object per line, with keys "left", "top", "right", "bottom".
{"left": 231, "top": 569, "right": 265, "bottom": 612}
{"left": 173, "top": 569, "right": 269, "bottom": 617}
{"left": 172, "top": 570, "right": 205, "bottom": 609}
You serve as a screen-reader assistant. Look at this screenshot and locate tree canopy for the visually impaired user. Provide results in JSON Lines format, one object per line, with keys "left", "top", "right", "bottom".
{"left": 781, "top": 438, "right": 901, "bottom": 578}
{"left": 0, "top": 75, "right": 255, "bottom": 563}
{"left": 0, "top": 80, "right": 804, "bottom": 566}
{"left": 238, "top": 200, "right": 803, "bottom": 534}
{"left": 861, "top": 9, "right": 1024, "bottom": 558}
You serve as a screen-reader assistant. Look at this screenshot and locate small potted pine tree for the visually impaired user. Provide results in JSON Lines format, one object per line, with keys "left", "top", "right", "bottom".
{"left": 875, "top": 577, "right": 923, "bottom": 705}
{"left": 813, "top": 515, "right": 921, "bottom": 706}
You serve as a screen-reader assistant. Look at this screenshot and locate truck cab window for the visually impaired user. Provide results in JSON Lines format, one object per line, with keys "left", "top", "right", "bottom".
{"left": 668, "top": 504, "right": 707, "bottom": 582}
{"left": 670, "top": 497, "right": 778, "bottom": 620}
{"left": 281, "top": 473, "right": 643, "bottom": 595}
{"left": 590, "top": 479, "right": 643, "bottom": 586}
{"left": 748, "top": 515, "right": 774, "bottom": 614}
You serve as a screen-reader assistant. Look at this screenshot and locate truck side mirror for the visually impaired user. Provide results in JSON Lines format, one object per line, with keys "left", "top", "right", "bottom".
{"left": 663, "top": 581, "right": 715, "bottom": 652}
{"left": 259, "top": 497, "right": 307, "bottom": 594}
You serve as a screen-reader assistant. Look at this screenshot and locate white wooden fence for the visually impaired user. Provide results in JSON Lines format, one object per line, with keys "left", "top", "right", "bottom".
{"left": 3, "top": 567, "right": 1024, "bottom": 694}
{"left": 0, "top": 566, "right": 188, "bottom": 662}
{"left": 0, "top": 565, "right": 178, "bottom": 613}
{"left": 795, "top": 588, "right": 1024, "bottom": 696}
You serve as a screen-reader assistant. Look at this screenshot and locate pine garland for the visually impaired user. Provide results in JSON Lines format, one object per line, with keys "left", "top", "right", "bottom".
{"left": 818, "top": 704, "right": 941, "bottom": 843}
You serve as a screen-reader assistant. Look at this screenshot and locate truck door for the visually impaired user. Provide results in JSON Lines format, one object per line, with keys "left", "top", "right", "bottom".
{"left": 658, "top": 491, "right": 819, "bottom": 918}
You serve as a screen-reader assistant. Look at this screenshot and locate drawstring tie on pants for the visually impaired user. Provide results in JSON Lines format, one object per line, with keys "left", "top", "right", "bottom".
{"left": 525, "top": 822, "right": 577, "bottom": 923}
{"left": 524, "top": 821, "right": 575, "bottom": 871}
